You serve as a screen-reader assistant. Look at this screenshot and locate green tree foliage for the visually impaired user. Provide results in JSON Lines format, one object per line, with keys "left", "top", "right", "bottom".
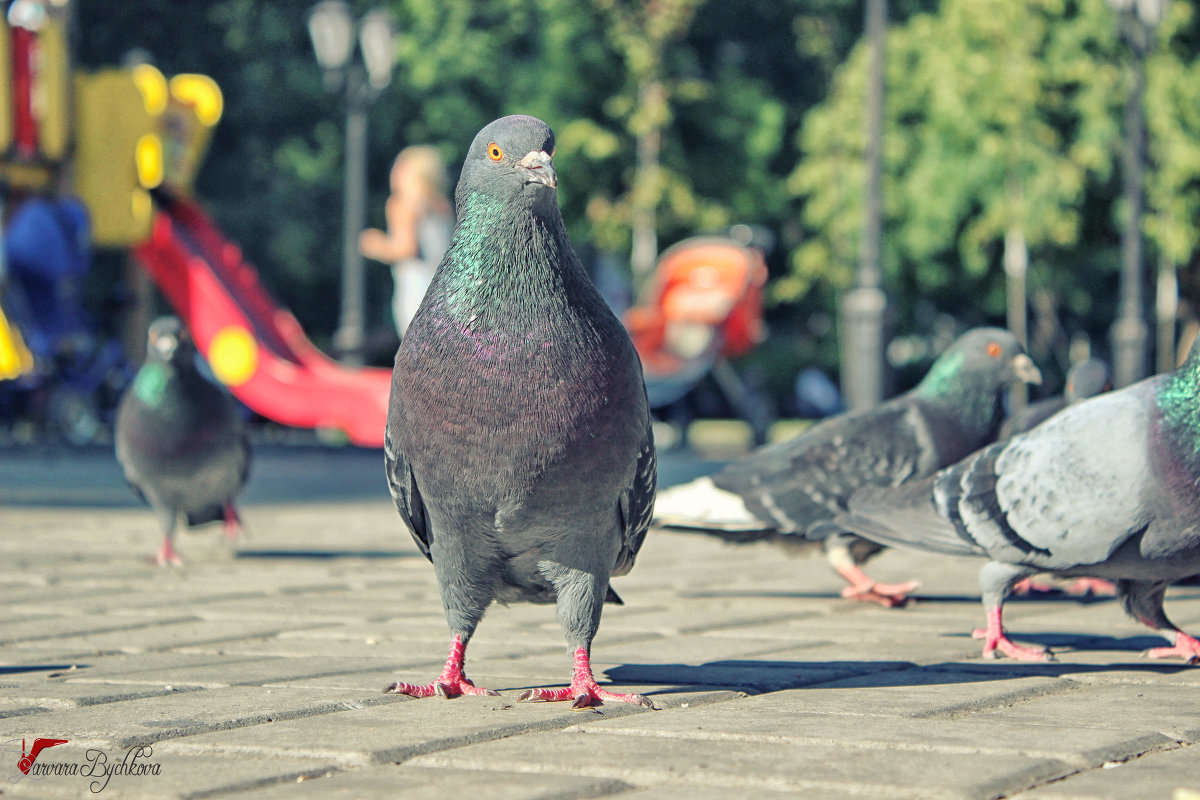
{"left": 783, "top": 0, "right": 1126, "bottom": 327}
{"left": 785, "top": 0, "right": 1200, "bottom": 374}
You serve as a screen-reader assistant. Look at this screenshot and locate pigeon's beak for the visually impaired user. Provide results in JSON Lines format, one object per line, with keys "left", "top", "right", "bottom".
{"left": 517, "top": 150, "right": 557, "bottom": 189}
{"left": 1010, "top": 353, "right": 1042, "bottom": 385}
{"left": 152, "top": 333, "right": 178, "bottom": 362}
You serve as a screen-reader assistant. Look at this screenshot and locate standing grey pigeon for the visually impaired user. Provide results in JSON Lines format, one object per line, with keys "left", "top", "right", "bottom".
{"left": 115, "top": 317, "right": 249, "bottom": 566}
{"left": 836, "top": 338, "right": 1200, "bottom": 662}
{"left": 999, "top": 357, "right": 1115, "bottom": 597}
{"left": 654, "top": 328, "right": 1041, "bottom": 607}
{"left": 384, "top": 115, "right": 656, "bottom": 708}
{"left": 997, "top": 357, "right": 1110, "bottom": 440}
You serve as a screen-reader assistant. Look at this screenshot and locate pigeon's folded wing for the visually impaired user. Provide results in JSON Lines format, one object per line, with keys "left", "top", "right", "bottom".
{"left": 384, "top": 426, "right": 432, "bottom": 560}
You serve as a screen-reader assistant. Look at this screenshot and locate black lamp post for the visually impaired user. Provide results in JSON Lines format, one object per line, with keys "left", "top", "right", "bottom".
{"left": 1107, "top": 0, "right": 1166, "bottom": 386}
{"left": 840, "top": 0, "right": 888, "bottom": 411}
{"left": 307, "top": 1, "right": 396, "bottom": 365}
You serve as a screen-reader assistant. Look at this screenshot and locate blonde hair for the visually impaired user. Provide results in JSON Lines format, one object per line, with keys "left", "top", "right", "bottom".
{"left": 394, "top": 145, "right": 448, "bottom": 199}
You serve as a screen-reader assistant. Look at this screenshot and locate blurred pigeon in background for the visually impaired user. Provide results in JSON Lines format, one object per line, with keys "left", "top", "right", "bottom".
{"left": 998, "top": 357, "right": 1110, "bottom": 440}
{"left": 115, "top": 317, "right": 249, "bottom": 566}
{"left": 654, "top": 328, "right": 1041, "bottom": 607}
{"left": 384, "top": 115, "right": 656, "bottom": 708}
{"left": 836, "top": 338, "right": 1200, "bottom": 662}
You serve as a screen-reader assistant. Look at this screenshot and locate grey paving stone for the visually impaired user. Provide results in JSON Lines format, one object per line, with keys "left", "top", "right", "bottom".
{"left": 967, "top": 682, "right": 1200, "bottom": 740}
{"left": 0, "top": 686, "right": 392, "bottom": 749}
{"left": 232, "top": 765, "right": 630, "bottom": 800}
{"left": 1018, "top": 742, "right": 1200, "bottom": 799}
{"left": 153, "top": 690, "right": 712, "bottom": 767}
{"left": 406, "top": 725, "right": 1073, "bottom": 798}
{"left": 591, "top": 691, "right": 1177, "bottom": 767}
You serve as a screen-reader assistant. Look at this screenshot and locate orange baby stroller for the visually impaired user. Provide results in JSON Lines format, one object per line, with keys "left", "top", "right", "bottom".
{"left": 624, "top": 233, "right": 772, "bottom": 443}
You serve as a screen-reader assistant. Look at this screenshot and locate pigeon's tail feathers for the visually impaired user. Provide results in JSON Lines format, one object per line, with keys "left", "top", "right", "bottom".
{"left": 652, "top": 476, "right": 774, "bottom": 539}
{"left": 185, "top": 504, "right": 225, "bottom": 528}
{"left": 839, "top": 475, "right": 985, "bottom": 558}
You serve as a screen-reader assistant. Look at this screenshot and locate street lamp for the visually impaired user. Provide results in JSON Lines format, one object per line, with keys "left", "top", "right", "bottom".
{"left": 1107, "top": 0, "right": 1166, "bottom": 386}
{"left": 307, "top": 1, "right": 396, "bottom": 365}
{"left": 839, "top": 0, "right": 888, "bottom": 411}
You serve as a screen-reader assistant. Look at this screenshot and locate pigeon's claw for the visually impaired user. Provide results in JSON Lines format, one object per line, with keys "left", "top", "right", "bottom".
{"left": 836, "top": 565, "right": 919, "bottom": 608}
{"left": 155, "top": 538, "right": 184, "bottom": 568}
{"left": 384, "top": 678, "right": 498, "bottom": 699}
{"left": 517, "top": 648, "right": 656, "bottom": 710}
{"left": 972, "top": 607, "right": 1053, "bottom": 661}
{"left": 382, "top": 635, "right": 498, "bottom": 698}
{"left": 1144, "top": 632, "right": 1200, "bottom": 664}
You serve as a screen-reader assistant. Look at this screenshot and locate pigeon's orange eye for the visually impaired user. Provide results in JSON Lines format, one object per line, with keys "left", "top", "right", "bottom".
{"left": 986, "top": 342, "right": 1002, "bottom": 358}
{"left": 487, "top": 143, "right": 504, "bottom": 161}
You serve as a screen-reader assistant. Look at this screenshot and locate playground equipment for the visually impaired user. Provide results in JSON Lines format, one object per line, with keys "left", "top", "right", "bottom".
{"left": 133, "top": 194, "right": 391, "bottom": 447}
{"left": 2, "top": 3, "right": 393, "bottom": 446}
{"left": 624, "top": 234, "right": 774, "bottom": 442}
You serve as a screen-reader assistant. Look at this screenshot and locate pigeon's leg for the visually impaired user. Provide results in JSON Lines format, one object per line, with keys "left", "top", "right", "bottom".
{"left": 222, "top": 501, "right": 243, "bottom": 543}
{"left": 1012, "top": 575, "right": 1116, "bottom": 596}
{"left": 518, "top": 566, "right": 652, "bottom": 709}
{"left": 825, "top": 534, "right": 919, "bottom": 608}
{"left": 385, "top": 555, "right": 500, "bottom": 698}
{"left": 154, "top": 505, "right": 183, "bottom": 567}
{"left": 1122, "top": 580, "right": 1200, "bottom": 664}
{"left": 1011, "top": 576, "right": 1057, "bottom": 595}
{"left": 972, "top": 562, "right": 1051, "bottom": 661}
{"left": 382, "top": 634, "right": 500, "bottom": 698}
{"left": 1064, "top": 577, "right": 1117, "bottom": 597}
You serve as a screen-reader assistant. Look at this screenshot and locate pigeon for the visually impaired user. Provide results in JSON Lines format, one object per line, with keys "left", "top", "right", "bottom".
{"left": 115, "top": 317, "right": 250, "bottom": 566}
{"left": 654, "top": 328, "right": 1042, "bottom": 607}
{"left": 383, "top": 115, "right": 656, "bottom": 708}
{"left": 836, "top": 338, "right": 1200, "bottom": 662}
{"left": 997, "top": 357, "right": 1110, "bottom": 440}
{"left": 999, "top": 357, "right": 1115, "bottom": 597}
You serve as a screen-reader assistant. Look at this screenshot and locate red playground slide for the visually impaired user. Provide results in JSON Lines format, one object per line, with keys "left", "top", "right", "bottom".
{"left": 133, "top": 197, "right": 392, "bottom": 447}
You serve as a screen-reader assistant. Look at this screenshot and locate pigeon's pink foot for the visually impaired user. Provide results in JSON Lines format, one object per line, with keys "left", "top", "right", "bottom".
{"left": 1064, "top": 577, "right": 1117, "bottom": 597}
{"left": 836, "top": 564, "right": 919, "bottom": 608}
{"left": 155, "top": 538, "right": 184, "bottom": 567}
{"left": 223, "top": 502, "right": 243, "bottom": 544}
{"left": 518, "top": 648, "right": 655, "bottom": 710}
{"left": 1144, "top": 632, "right": 1200, "bottom": 664}
{"left": 383, "top": 636, "right": 499, "bottom": 698}
{"left": 1011, "top": 577, "right": 1056, "bottom": 595}
{"left": 972, "top": 607, "right": 1051, "bottom": 661}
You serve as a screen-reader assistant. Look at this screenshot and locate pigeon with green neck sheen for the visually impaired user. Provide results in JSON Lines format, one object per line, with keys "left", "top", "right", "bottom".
{"left": 115, "top": 317, "right": 249, "bottom": 566}
{"left": 654, "top": 328, "right": 1041, "bottom": 607}
{"left": 837, "top": 337, "right": 1200, "bottom": 663}
{"left": 384, "top": 115, "right": 656, "bottom": 709}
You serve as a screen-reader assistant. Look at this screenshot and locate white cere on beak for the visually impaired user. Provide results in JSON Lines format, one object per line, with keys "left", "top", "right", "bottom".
{"left": 517, "top": 150, "right": 557, "bottom": 189}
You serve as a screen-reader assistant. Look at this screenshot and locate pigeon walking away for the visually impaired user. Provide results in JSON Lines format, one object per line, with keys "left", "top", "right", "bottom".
{"left": 836, "top": 338, "right": 1200, "bottom": 663}
{"left": 115, "top": 317, "right": 249, "bottom": 566}
{"left": 384, "top": 115, "right": 656, "bottom": 708}
{"left": 1000, "top": 358, "right": 1115, "bottom": 597}
{"left": 997, "top": 357, "right": 1110, "bottom": 440}
{"left": 654, "top": 328, "right": 1041, "bottom": 607}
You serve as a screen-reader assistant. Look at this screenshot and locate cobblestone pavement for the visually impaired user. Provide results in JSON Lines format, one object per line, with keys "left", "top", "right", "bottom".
{"left": 1, "top": 444, "right": 1199, "bottom": 799}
